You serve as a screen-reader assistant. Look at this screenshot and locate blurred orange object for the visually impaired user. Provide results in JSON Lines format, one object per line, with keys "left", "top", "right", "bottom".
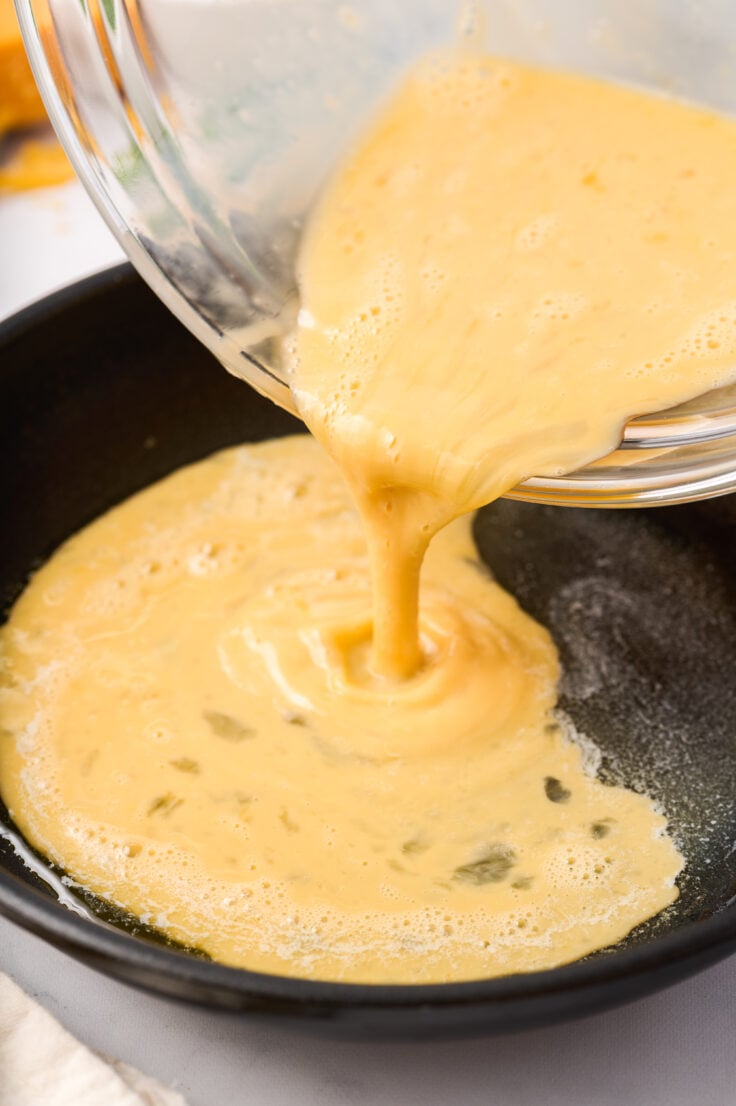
{"left": 0, "top": 0, "right": 47, "bottom": 131}
{"left": 0, "top": 136, "right": 72, "bottom": 190}
{"left": 0, "top": 0, "right": 73, "bottom": 188}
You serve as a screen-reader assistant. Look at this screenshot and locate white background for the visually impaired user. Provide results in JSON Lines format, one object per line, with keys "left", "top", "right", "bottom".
{"left": 1, "top": 181, "right": 735, "bottom": 1106}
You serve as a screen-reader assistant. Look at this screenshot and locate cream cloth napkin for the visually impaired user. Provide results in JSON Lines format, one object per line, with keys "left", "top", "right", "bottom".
{"left": 0, "top": 972, "right": 188, "bottom": 1105}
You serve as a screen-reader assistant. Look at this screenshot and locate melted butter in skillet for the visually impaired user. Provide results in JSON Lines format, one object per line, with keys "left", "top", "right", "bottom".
{"left": 0, "top": 438, "right": 681, "bottom": 982}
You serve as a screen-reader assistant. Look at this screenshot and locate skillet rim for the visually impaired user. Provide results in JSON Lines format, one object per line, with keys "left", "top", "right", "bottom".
{"left": 0, "top": 263, "right": 734, "bottom": 1030}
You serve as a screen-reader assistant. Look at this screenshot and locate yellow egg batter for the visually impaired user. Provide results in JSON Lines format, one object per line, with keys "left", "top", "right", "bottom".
{"left": 4, "top": 48, "right": 736, "bottom": 983}
{"left": 0, "top": 438, "right": 681, "bottom": 981}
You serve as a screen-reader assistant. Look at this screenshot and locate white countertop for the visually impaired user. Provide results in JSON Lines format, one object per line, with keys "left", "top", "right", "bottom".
{"left": 1, "top": 180, "right": 735, "bottom": 1106}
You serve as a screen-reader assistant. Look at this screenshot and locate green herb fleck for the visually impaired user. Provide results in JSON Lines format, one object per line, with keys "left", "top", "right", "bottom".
{"left": 204, "top": 710, "right": 255, "bottom": 742}
{"left": 279, "top": 809, "right": 299, "bottom": 834}
{"left": 511, "top": 875, "right": 533, "bottom": 890}
{"left": 100, "top": 0, "right": 115, "bottom": 28}
{"left": 544, "top": 776, "right": 572, "bottom": 803}
{"left": 591, "top": 818, "right": 615, "bottom": 839}
{"left": 170, "top": 757, "right": 200, "bottom": 774}
{"left": 401, "top": 836, "right": 431, "bottom": 856}
{"left": 112, "top": 144, "right": 144, "bottom": 186}
{"left": 147, "top": 793, "right": 184, "bottom": 817}
{"left": 453, "top": 844, "right": 517, "bottom": 886}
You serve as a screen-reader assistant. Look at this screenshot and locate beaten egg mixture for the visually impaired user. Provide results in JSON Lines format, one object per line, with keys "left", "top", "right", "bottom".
{"left": 5, "top": 48, "right": 736, "bottom": 982}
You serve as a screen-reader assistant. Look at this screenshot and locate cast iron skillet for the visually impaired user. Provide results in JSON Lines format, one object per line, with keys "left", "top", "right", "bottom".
{"left": 1, "top": 265, "right": 735, "bottom": 1040}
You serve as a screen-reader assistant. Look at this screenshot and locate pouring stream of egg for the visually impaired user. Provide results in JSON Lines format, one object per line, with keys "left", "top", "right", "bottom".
{"left": 291, "top": 49, "right": 736, "bottom": 677}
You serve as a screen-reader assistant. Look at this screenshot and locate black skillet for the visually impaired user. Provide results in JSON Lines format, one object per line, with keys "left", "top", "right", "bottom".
{"left": 0, "top": 264, "right": 734, "bottom": 1039}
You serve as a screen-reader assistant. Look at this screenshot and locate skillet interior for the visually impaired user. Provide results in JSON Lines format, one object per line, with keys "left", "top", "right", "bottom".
{"left": 0, "top": 264, "right": 734, "bottom": 1039}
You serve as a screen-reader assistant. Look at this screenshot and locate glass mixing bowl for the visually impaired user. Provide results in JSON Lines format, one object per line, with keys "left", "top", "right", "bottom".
{"left": 15, "top": 0, "right": 736, "bottom": 506}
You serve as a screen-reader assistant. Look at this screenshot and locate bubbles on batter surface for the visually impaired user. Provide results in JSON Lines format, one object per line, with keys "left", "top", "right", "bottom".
{"left": 529, "top": 291, "right": 588, "bottom": 331}
{"left": 420, "top": 52, "right": 520, "bottom": 117}
{"left": 627, "top": 301, "right": 736, "bottom": 386}
{"left": 544, "top": 843, "right": 616, "bottom": 890}
{"left": 186, "top": 541, "right": 242, "bottom": 578}
{"left": 516, "top": 214, "right": 559, "bottom": 252}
